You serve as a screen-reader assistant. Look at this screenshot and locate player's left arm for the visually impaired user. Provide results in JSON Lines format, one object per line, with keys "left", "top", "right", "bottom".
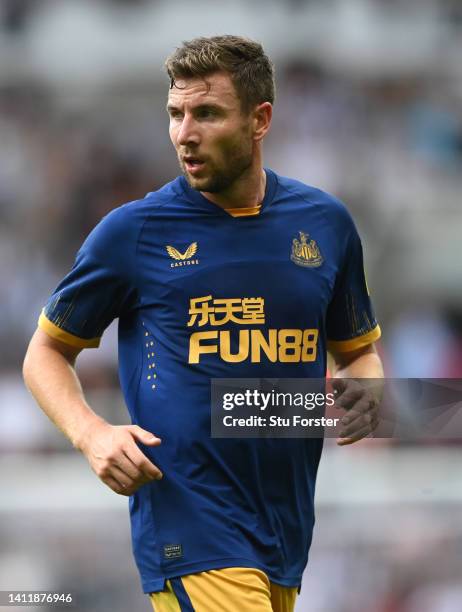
{"left": 328, "top": 342, "right": 384, "bottom": 446}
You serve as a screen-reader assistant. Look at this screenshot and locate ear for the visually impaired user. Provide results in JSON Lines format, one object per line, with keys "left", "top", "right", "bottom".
{"left": 252, "top": 102, "right": 272, "bottom": 142}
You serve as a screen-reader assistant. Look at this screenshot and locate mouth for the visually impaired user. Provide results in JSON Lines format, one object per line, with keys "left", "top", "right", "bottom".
{"left": 182, "top": 156, "right": 206, "bottom": 175}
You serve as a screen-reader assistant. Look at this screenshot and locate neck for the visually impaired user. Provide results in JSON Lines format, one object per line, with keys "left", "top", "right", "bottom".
{"left": 200, "top": 152, "right": 266, "bottom": 211}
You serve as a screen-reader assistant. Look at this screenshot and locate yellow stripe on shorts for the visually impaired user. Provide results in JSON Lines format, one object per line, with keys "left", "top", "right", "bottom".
{"left": 149, "top": 567, "right": 298, "bottom": 612}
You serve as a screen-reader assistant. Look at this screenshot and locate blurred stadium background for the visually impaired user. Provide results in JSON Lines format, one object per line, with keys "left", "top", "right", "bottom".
{"left": 1, "top": 0, "right": 462, "bottom": 610}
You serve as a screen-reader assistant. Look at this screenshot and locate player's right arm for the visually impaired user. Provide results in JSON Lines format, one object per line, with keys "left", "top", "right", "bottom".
{"left": 24, "top": 204, "right": 163, "bottom": 495}
{"left": 23, "top": 328, "right": 163, "bottom": 497}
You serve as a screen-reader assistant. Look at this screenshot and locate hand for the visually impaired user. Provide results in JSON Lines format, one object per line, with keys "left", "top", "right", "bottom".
{"left": 80, "top": 422, "right": 163, "bottom": 496}
{"left": 332, "top": 378, "right": 379, "bottom": 446}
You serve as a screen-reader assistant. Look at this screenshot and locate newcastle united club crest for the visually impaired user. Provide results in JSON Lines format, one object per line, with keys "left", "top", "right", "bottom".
{"left": 291, "top": 231, "right": 323, "bottom": 268}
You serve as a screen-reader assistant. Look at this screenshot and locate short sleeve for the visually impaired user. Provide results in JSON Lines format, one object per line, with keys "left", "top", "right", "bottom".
{"left": 39, "top": 206, "right": 139, "bottom": 348}
{"left": 326, "top": 220, "right": 381, "bottom": 353}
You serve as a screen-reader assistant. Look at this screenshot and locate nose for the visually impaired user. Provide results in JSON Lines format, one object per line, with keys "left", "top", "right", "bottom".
{"left": 176, "top": 114, "right": 200, "bottom": 148}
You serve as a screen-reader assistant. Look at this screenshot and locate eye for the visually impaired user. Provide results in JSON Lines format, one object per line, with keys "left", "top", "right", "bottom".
{"left": 197, "top": 108, "right": 216, "bottom": 119}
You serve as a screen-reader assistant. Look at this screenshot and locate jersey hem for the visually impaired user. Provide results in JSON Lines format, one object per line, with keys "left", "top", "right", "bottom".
{"left": 38, "top": 311, "right": 101, "bottom": 348}
{"left": 327, "top": 325, "right": 381, "bottom": 353}
{"left": 141, "top": 557, "right": 302, "bottom": 593}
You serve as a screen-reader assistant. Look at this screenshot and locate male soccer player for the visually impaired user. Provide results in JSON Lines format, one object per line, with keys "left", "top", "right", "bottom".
{"left": 23, "top": 35, "right": 383, "bottom": 612}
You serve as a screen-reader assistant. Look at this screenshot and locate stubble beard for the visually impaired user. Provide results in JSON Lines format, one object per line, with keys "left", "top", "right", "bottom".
{"left": 180, "top": 142, "right": 254, "bottom": 194}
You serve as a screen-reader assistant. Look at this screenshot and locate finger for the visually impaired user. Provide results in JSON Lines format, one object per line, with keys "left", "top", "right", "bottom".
{"left": 337, "top": 424, "right": 374, "bottom": 446}
{"left": 110, "top": 465, "right": 136, "bottom": 489}
{"left": 106, "top": 475, "right": 147, "bottom": 497}
{"left": 341, "top": 412, "right": 379, "bottom": 436}
{"left": 121, "top": 453, "right": 155, "bottom": 486}
{"left": 129, "top": 425, "right": 162, "bottom": 446}
{"left": 340, "top": 398, "right": 375, "bottom": 426}
{"left": 108, "top": 467, "right": 152, "bottom": 495}
{"left": 340, "top": 411, "right": 374, "bottom": 438}
{"left": 334, "top": 387, "right": 364, "bottom": 410}
{"left": 125, "top": 443, "right": 163, "bottom": 480}
{"left": 116, "top": 452, "right": 145, "bottom": 481}
{"left": 104, "top": 475, "right": 130, "bottom": 496}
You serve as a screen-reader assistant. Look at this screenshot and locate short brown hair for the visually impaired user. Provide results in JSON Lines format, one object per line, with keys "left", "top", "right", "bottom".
{"left": 165, "top": 35, "right": 275, "bottom": 113}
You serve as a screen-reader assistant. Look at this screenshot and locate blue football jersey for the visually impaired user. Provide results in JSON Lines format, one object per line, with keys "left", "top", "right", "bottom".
{"left": 39, "top": 169, "right": 380, "bottom": 592}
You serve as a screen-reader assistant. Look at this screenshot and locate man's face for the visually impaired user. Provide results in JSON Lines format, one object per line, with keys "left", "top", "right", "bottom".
{"left": 167, "top": 72, "right": 255, "bottom": 193}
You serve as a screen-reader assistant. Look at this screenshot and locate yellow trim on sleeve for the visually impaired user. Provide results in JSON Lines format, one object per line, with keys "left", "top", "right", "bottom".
{"left": 327, "top": 325, "right": 381, "bottom": 353}
{"left": 38, "top": 311, "right": 101, "bottom": 349}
